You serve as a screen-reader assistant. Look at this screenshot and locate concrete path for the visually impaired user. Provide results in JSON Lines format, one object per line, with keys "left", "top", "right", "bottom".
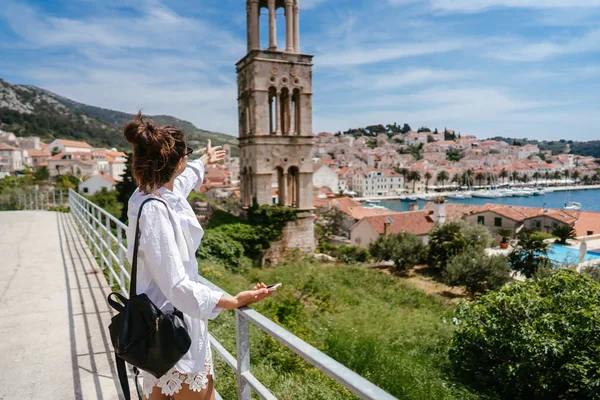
{"left": 0, "top": 211, "right": 132, "bottom": 399}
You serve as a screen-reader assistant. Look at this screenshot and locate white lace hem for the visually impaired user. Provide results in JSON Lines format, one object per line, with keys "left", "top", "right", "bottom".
{"left": 142, "top": 357, "right": 213, "bottom": 398}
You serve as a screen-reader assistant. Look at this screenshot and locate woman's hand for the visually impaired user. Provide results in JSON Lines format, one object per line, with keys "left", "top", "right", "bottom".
{"left": 200, "top": 140, "right": 226, "bottom": 166}
{"left": 217, "top": 283, "right": 272, "bottom": 310}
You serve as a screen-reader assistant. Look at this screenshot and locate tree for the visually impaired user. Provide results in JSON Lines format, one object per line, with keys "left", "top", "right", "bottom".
{"left": 418, "top": 126, "right": 431, "bottom": 133}
{"left": 475, "top": 172, "right": 485, "bottom": 187}
{"left": 446, "top": 150, "right": 462, "bottom": 162}
{"left": 508, "top": 234, "right": 551, "bottom": 278}
{"left": 512, "top": 170, "right": 519, "bottom": 183}
{"left": 396, "top": 168, "right": 409, "bottom": 189}
{"left": 51, "top": 147, "right": 61, "bottom": 156}
{"left": 85, "top": 187, "right": 121, "bottom": 218}
{"left": 370, "top": 232, "right": 428, "bottom": 272}
{"left": 436, "top": 170, "right": 449, "bottom": 189}
{"left": 115, "top": 153, "right": 137, "bottom": 222}
{"left": 429, "top": 222, "right": 467, "bottom": 269}
{"left": 424, "top": 172, "right": 432, "bottom": 192}
{"left": 444, "top": 248, "right": 511, "bottom": 298}
{"left": 449, "top": 270, "right": 600, "bottom": 399}
{"left": 532, "top": 171, "right": 539, "bottom": 184}
{"left": 427, "top": 135, "right": 435, "bottom": 143}
{"left": 553, "top": 170, "right": 562, "bottom": 181}
{"left": 33, "top": 166, "right": 49, "bottom": 181}
{"left": 407, "top": 171, "right": 421, "bottom": 193}
{"left": 572, "top": 170, "right": 580, "bottom": 184}
{"left": 496, "top": 228, "right": 513, "bottom": 243}
{"left": 552, "top": 224, "right": 576, "bottom": 245}
{"left": 401, "top": 123, "right": 411, "bottom": 134}
{"left": 499, "top": 168, "right": 508, "bottom": 184}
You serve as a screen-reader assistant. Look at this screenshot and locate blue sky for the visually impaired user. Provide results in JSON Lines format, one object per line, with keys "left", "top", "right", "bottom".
{"left": 1, "top": 0, "right": 599, "bottom": 140}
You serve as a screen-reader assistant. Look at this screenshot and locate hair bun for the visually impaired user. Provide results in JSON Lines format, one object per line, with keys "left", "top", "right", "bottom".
{"left": 123, "top": 111, "right": 161, "bottom": 147}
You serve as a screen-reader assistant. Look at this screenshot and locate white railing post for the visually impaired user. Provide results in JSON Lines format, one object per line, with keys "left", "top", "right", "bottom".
{"left": 236, "top": 312, "right": 251, "bottom": 400}
{"left": 60, "top": 189, "right": 64, "bottom": 206}
{"left": 53, "top": 190, "right": 56, "bottom": 207}
{"left": 105, "top": 213, "right": 113, "bottom": 287}
{"left": 117, "top": 224, "right": 125, "bottom": 293}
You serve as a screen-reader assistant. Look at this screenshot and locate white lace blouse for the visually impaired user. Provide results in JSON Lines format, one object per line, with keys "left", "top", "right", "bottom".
{"left": 126, "top": 159, "right": 224, "bottom": 397}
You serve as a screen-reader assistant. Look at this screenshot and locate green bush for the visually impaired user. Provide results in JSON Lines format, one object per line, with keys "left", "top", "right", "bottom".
{"left": 449, "top": 270, "right": 600, "bottom": 399}
{"left": 444, "top": 248, "right": 511, "bottom": 298}
{"left": 429, "top": 221, "right": 492, "bottom": 269}
{"left": 247, "top": 203, "right": 298, "bottom": 242}
{"left": 213, "top": 223, "right": 269, "bottom": 262}
{"left": 369, "top": 233, "right": 397, "bottom": 261}
{"left": 48, "top": 205, "right": 70, "bottom": 213}
{"left": 530, "top": 231, "right": 555, "bottom": 241}
{"left": 205, "top": 209, "right": 241, "bottom": 229}
{"left": 85, "top": 187, "right": 121, "bottom": 219}
{"left": 371, "top": 233, "right": 428, "bottom": 272}
{"left": 582, "top": 265, "right": 600, "bottom": 283}
{"left": 196, "top": 230, "right": 250, "bottom": 273}
{"left": 336, "top": 245, "right": 369, "bottom": 264}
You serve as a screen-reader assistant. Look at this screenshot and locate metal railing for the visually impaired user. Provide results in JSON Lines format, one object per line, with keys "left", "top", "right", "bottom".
{"left": 0, "top": 188, "right": 69, "bottom": 211}
{"left": 68, "top": 189, "right": 397, "bottom": 400}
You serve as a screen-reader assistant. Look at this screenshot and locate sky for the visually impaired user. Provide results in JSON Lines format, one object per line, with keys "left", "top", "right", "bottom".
{"left": 1, "top": 0, "right": 599, "bottom": 141}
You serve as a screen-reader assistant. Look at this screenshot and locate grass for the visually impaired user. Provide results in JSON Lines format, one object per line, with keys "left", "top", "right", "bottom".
{"left": 201, "top": 256, "right": 482, "bottom": 400}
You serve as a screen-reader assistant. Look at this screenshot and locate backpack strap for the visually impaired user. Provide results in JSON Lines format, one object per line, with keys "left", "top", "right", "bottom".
{"left": 130, "top": 198, "right": 167, "bottom": 296}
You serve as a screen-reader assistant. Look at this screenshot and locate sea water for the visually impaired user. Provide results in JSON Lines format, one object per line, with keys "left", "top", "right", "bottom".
{"left": 376, "top": 189, "right": 600, "bottom": 212}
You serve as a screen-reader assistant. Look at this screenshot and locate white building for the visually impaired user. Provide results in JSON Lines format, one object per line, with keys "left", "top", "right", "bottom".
{"left": 312, "top": 164, "right": 339, "bottom": 192}
{"left": 0, "top": 143, "right": 24, "bottom": 172}
{"left": 355, "top": 170, "right": 404, "bottom": 197}
{"left": 46, "top": 139, "right": 93, "bottom": 154}
{"left": 78, "top": 174, "right": 116, "bottom": 195}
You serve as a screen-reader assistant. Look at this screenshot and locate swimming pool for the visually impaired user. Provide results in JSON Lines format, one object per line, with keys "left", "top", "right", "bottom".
{"left": 549, "top": 244, "right": 600, "bottom": 265}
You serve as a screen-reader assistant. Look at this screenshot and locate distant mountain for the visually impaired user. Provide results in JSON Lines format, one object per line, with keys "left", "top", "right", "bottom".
{"left": 0, "top": 78, "right": 239, "bottom": 155}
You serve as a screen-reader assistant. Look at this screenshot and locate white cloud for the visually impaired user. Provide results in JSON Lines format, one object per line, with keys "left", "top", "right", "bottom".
{"left": 316, "top": 40, "right": 470, "bottom": 67}
{"left": 492, "top": 29, "right": 600, "bottom": 61}
{"left": 389, "top": 0, "right": 600, "bottom": 13}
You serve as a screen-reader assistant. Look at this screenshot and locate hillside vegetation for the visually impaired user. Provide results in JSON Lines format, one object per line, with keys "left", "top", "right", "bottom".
{"left": 203, "top": 258, "right": 481, "bottom": 400}
{"left": 0, "top": 78, "right": 239, "bottom": 155}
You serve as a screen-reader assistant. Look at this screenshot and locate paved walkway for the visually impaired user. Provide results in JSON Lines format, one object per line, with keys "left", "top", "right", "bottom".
{"left": 0, "top": 211, "right": 132, "bottom": 399}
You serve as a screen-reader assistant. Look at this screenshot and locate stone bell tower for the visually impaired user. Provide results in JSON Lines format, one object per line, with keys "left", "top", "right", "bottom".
{"left": 237, "top": 0, "right": 316, "bottom": 258}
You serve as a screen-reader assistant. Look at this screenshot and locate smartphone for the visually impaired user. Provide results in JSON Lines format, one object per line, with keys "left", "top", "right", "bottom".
{"left": 267, "top": 283, "right": 282, "bottom": 292}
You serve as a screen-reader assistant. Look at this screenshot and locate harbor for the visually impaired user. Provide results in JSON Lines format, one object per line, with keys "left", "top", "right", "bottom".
{"left": 358, "top": 185, "right": 600, "bottom": 212}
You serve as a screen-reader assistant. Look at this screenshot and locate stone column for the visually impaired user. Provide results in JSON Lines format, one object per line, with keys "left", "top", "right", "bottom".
{"left": 276, "top": 90, "right": 282, "bottom": 135}
{"left": 268, "top": 0, "right": 277, "bottom": 50}
{"left": 294, "top": 2, "right": 300, "bottom": 53}
{"left": 248, "top": 0, "right": 260, "bottom": 50}
{"left": 288, "top": 93, "right": 295, "bottom": 135}
{"left": 279, "top": 172, "right": 288, "bottom": 205}
{"left": 285, "top": 0, "right": 294, "bottom": 52}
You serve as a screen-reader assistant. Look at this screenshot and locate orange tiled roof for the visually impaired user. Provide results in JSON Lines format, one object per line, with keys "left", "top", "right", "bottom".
{"left": 362, "top": 211, "right": 436, "bottom": 236}
{"left": 56, "top": 139, "right": 93, "bottom": 149}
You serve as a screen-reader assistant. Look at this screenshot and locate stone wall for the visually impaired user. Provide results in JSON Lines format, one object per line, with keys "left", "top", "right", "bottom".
{"left": 263, "top": 212, "right": 316, "bottom": 265}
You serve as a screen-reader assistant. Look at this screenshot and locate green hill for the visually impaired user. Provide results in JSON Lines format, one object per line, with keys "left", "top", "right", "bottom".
{"left": 0, "top": 78, "right": 239, "bottom": 155}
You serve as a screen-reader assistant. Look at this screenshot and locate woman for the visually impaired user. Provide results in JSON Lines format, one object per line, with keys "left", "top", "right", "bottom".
{"left": 124, "top": 112, "right": 271, "bottom": 399}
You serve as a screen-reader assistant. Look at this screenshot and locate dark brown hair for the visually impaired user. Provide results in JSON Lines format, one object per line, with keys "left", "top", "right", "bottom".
{"left": 123, "top": 111, "right": 187, "bottom": 194}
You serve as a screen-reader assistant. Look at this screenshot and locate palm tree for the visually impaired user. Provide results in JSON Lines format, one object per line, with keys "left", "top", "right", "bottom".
{"left": 475, "top": 172, "right": 486, "bottom": 187}
{"left": 552, "top": 224, "right": 576, "bottom": 245}
{"left": 563, "top": 169, "right": 570, "bottom": 186}
{"left": 408, "top": 171, "right": 421, "bottom": 193}
{"left": 512, "top": 170, "right": 519, "bottom": 184}
{"left": 396, "top": 168, "right": 409, "bottom": 189}
{"left": 508, "top": 235, "right": 551, "bottom": 278}
{"left": 437, "top": 170, "right": 449, "bottom": 189}
{"left": 424, "top": 172, "right": 432, "bottom": 193}
{"left": 544, "top": 171, "right": 550, "bottom": 183}
{"left": 553, "top": 170, "right": 562, "bottom": 182}
{"left": 572, "top": 170, "right": 580, "bottom": 185}
{"left": 499, "top": 168, "right": 508, "bottom": 184}
{"left": 532, "top": 172, "right": 539, "bottom": 185}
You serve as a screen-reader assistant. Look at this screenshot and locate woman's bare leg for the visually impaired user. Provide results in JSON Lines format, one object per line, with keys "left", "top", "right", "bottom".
{"left": 173, "top": 375, "right": 215, "bottom": 400}
{"left": 147, "top": 384, "right": 171, "bottom": 400}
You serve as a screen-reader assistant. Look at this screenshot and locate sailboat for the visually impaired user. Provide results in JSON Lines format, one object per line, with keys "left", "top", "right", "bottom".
{"left": 564, "top": 170, "right": 583, "bottom": 210}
